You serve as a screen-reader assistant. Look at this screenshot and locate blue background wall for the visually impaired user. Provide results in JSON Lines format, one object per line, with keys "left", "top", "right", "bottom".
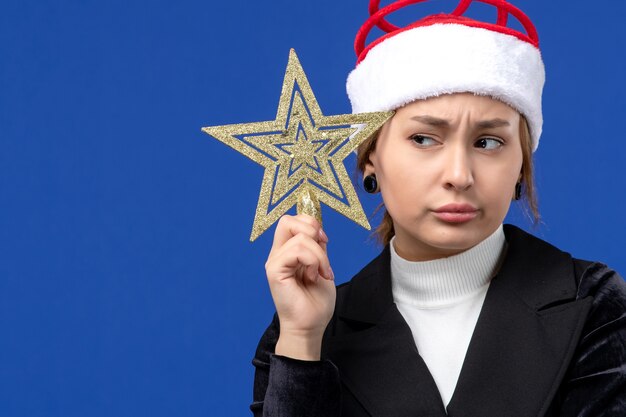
{"left": 1, "top": 1, "right": 624, "bottom": 415}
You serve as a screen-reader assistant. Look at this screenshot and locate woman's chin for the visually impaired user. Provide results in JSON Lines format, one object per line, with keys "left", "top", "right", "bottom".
{"left": 394, "top": 222, "right": 498, "bottom": 261}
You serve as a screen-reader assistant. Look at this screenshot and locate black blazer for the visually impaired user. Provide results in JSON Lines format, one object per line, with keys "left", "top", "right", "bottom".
{"left": 252, "top": 225, "right": 626, "bottom": 416}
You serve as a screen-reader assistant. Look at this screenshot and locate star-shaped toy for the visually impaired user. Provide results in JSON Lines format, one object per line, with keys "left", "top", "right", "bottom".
{"left": 202, "top": 49, "right": 393, "bottom": 241}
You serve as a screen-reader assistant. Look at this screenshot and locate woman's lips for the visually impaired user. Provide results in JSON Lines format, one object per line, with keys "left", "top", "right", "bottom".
{"left": 432, "top": 204, "right": 479, "bottom": 223}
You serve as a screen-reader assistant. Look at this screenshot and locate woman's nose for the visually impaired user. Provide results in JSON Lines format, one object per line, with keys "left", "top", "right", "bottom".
{"left": 442, "top": 144, "right": 474, "bottom": 191}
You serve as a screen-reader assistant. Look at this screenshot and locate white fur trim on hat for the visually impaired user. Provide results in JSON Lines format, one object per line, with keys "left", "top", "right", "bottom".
{"left": 347, "top": 23, "right": 545, "bottom": 150}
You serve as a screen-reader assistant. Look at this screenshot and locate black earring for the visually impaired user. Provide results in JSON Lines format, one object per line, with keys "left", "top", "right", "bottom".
{"left": 514, "top": 182, "right": 522, "bottom": 200}
{"left": 363, "top": 174, "right": 379, "bottom": 193}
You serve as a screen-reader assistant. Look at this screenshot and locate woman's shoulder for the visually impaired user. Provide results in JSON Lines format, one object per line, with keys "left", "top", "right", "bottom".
{"left": 556, "top": 260, "right": 626, "bottom": 412}
{"left": 509, "top": 225, "right": 625, "bottom": 301}
{"left": 574, "top": 259, "right": 626, "bottom": 300}
{"left": 498, "top": 225, "right": 626, "bottom": 340}
{"left": 572, "top": 259, "right": 626, "bottom": 334}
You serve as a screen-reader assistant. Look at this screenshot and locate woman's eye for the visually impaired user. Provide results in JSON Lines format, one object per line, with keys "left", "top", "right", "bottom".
{"left": 475, "top": 137, "right": 503, "bottom": 150}
{"left": 410, "top": 134, "right": 438, "bottom": 147}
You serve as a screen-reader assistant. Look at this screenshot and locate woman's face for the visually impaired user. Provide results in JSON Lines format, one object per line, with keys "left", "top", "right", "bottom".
{"left": 366, "top": 93, "right": 523, "bottom": 261}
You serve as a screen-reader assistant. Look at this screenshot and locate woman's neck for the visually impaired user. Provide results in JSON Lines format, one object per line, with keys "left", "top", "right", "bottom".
{"left": 390, "top": 224, "right": 506, "bottom": 308}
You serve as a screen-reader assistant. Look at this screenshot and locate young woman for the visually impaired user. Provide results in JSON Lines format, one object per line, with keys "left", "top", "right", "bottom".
{"left": 251, "top": 1, "right": 626, "bottom": 416}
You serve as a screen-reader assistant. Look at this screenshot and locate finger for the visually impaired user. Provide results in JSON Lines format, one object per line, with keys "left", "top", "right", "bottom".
{"left": 271, "top": 215, "right": 322, "bottom": 253}
{"left": 316, "top": 239, "right": 334, "bottom": 281}
{"left": 296, "top": 215, "right": 329, "bottom": 244}
{"left": 291, "top": 246, "right": 321, "bottom": 285}
{"left": 314, "top": 224, "right": 332, "bottom": 280}
{"left": 318, "top": 227, "right": 329, "bottom": 244}
{"left": 291, "top": 235, "right": 333, "bottom": 282}
{"left": 303, "top": 264, "right": 319, "bottom": 284}
{"left": 287, "top": 232, "right": 332, "bottom": 281}
{"left": 268, "top": 235, "right": 319, "bottom": 275}
{"left": 269, "top": 234, "right": 332, "bottom": 281}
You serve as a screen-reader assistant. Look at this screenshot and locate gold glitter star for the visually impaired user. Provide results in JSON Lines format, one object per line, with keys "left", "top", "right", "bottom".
{"left": 202, "top": 49, "right": 393, "bottom": 241}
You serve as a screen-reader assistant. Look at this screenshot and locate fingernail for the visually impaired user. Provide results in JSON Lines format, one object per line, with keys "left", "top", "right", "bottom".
{"left": 319, "top": 228, "right": 328, "bottom": 242}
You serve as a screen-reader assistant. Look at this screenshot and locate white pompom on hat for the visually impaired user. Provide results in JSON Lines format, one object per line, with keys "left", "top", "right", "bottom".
{"left": 347, "top": 0, "right": 545, "bottom": 151}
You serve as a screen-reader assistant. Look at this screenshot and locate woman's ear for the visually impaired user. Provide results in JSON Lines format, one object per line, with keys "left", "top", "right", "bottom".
{"left": 359, "top": 123, "right": 386, "bottom": 178}
{"left": 362, "top": 148, "right": 377, "bottom": 178}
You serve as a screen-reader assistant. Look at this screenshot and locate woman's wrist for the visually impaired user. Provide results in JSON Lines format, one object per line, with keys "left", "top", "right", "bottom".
{"left": 275, "top": 331, "right": 324, "bottom": 361}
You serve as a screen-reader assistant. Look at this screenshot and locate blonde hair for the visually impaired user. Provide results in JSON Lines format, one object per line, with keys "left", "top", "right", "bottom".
{"left": 356, "top": 115, "right": 539, "bottom": 246}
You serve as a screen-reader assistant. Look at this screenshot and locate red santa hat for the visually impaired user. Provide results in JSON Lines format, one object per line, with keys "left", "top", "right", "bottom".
{"left": 347, "top": 0, "right": 545, "bottom": 151}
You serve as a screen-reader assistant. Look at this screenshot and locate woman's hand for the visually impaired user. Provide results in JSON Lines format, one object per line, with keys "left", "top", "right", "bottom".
{"left": 265, "top": 214, "right": 336, "bottom": 361}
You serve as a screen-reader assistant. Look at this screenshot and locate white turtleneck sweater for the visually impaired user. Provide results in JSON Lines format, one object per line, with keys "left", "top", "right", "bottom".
{"left": 390, "top": 225, "right": 506, "bottom": 408}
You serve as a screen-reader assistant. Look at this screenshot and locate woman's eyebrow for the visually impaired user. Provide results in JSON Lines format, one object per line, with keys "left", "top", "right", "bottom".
{"left": 476, "top": 118, "right": 511, "bottom": 128}
{"left": 410, "top": 115, "right": 450, "bottom": 127}
{"left": 410, "top": 116, "right": 511, "bottom": 129}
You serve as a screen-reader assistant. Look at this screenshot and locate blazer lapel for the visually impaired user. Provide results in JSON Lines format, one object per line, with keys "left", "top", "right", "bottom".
{"left": 324, "top": 225, "right": 592, "bottom": 417}
{"left": 323, "top": 246, "right": 447, "bottom": 417}
{"left": 447, "top": 225, "right": 593, "bottom": 417}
